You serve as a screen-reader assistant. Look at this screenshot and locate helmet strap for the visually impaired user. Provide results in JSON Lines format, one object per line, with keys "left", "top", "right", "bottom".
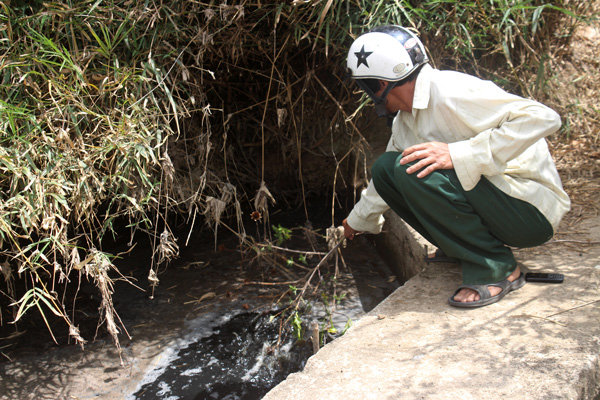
{"left": 355, "top": 79, "right": 396, "bottom": 118}
{"left": 373, "top": 82, "right": 396, "bottom": 118}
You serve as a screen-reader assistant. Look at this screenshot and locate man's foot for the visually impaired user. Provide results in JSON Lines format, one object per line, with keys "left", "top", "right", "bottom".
{"left": 452, "top": 265, "right": 521, "bottom": 303}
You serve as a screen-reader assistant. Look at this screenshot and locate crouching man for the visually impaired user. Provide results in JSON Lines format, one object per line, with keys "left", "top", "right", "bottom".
{"left": 342, "top": 25, "right": 570, "bottom": 308}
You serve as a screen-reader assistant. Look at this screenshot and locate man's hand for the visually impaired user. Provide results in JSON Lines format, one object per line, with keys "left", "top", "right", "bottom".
{"left": 400, "top": 141, "right": 454, "bottom": 178}
{"left": 342, "top": 218, "right": 360, "bottom": 240}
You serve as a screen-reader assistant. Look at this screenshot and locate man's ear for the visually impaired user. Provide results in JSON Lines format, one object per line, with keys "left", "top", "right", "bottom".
{"left": 378, "top": 80, "right": 388, "bottom": 90}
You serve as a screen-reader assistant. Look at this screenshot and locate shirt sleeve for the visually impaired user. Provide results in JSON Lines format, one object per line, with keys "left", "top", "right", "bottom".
{"left": 346, "top": 179, "right": 389, "bottom": 234}
{"left": 447, "top": 87, "right": 562, "bottom": 191}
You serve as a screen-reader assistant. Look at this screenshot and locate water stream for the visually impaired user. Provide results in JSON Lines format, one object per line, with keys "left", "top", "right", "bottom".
{"left": 127, "top": 238, "right": 396, "bottom": 400}
{"left": 131, "top": 311, "right": 310, "bottom": 400}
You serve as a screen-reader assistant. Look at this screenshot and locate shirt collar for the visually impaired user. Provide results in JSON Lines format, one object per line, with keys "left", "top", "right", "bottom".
{"left": 411, "top": 64, "right": 433, "bottom": 114}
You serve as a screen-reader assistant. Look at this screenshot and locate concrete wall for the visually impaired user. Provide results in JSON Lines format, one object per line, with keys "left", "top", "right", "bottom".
{"left": 374, "top": 211, "right": 430, "bottom": 283}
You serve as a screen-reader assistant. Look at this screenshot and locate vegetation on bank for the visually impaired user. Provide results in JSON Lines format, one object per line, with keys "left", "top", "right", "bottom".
{"left": 0, "top": 0, "right": 592, "bottom": 350}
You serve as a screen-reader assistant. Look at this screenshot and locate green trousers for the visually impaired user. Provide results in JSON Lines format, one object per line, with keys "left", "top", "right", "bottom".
{"left": 371, "top": 152, "right": 553, "bottom": 285}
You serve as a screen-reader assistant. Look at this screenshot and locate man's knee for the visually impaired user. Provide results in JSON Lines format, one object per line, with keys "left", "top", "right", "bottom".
{"left": 374, "top": 153, "right": 463, "bottom": 200}
{"left": 371, "top": 152, "right": 402, "bottom": 184}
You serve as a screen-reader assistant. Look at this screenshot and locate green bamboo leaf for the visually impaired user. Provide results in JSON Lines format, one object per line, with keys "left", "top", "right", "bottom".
{"left": 12, "top": 287, "right": 39, "bottom": 322}
{"left": 531, "top": 4, "right": 549, "bottom": 36}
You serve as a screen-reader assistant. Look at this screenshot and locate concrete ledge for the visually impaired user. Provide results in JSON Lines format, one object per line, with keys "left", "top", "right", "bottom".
{"left": 373, "top": 211, "right": 429, "bottom": 283}
{"left": 264, "top": 216, "right": 600, "bottom": 399}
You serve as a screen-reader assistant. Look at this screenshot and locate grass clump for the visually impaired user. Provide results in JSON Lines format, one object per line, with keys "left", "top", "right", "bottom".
{"left": 0, "top": 1, "right": 193, "bottom": 350}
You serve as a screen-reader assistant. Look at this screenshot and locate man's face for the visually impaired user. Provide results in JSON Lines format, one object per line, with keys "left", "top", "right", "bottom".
{"left": 373, "top": 80, "right": 386, "bottom": 97}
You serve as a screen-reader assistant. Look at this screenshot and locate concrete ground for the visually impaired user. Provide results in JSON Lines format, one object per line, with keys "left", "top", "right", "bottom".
{"left": 263, "top": 215, "right": 600, "bottom": 400}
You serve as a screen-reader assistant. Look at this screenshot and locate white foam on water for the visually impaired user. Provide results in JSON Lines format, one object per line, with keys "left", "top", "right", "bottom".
{"left": 125, "top": 310, "right": 241, "bottom": 399}
{"left": 156, "top": 381, "right": 173, "bottom": 397}
{"left": 241, "top": 341, "right": 270, "bottom": 382}
{"left": 180, "top": 366, "right": 203, "bottom": 376}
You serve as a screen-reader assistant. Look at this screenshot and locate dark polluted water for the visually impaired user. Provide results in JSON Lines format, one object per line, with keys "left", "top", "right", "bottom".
{"left": 131, "top": 311, "right": 314, "bottom": 400}
{"left": 126, "top": 235, "right": 398, "bottom": 400}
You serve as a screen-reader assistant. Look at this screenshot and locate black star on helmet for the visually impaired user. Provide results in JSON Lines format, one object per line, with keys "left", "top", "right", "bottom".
{"left": 355, "top": 45, "right": 373, "bottom": 68}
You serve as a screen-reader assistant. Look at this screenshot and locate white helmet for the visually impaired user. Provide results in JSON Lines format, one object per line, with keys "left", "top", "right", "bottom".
{"left": 347, "top": 26, "right": 429, "bottom": 116}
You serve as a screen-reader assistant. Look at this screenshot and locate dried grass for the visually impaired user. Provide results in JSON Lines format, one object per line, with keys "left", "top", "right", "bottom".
{"left": 543, "top": 3, "right": 600, "bottom": 231}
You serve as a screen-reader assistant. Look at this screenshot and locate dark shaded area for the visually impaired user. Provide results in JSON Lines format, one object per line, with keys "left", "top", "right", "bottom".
{"left": 0, "top": 196, "right": 398, "bottom": 355}
{"left": 0, "top": 195, "right": 400, "bottom": 399}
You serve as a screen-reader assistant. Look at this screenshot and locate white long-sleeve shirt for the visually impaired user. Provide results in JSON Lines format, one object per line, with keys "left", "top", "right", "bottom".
{"left": 347, "top": 64, "right": 570, "bottom": 234}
